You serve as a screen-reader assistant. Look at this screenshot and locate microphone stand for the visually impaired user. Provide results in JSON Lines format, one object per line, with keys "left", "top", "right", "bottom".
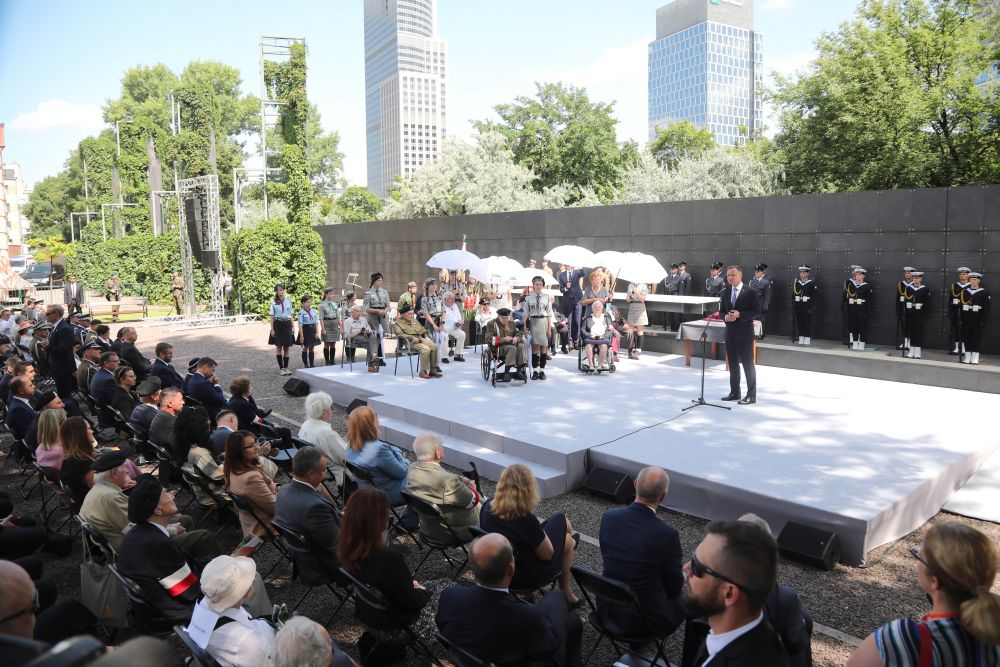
{"left": 683, "top": 303, "right": 730, "bottom": 412}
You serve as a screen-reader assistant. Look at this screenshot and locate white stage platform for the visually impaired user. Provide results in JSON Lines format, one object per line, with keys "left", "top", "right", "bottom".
{"left": 295, "top": 349, "right": 1000, "bottom": 566}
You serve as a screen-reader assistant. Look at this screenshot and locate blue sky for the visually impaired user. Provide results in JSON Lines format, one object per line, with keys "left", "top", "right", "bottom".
{"left": 0, "top": 0, "right": 860, "bottom": 189}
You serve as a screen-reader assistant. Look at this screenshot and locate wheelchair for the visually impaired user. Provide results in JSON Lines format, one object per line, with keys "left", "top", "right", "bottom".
{"left": 577, "top": 335, "right": 617, "bottom": 374}
{"left": 481, "top": 340, "right": 529, "bottom": 387}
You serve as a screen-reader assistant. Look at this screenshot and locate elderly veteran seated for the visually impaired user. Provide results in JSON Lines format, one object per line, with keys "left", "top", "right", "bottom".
{"left": 186, "top": 555, "right": 276, "bottom": 667}
{"left": 405, "top": 432, "right": 481, "bottom": 541}
{"left": 440, "top": 291, "right": 466, "bottom": 362}
{"left": 484, "top": 307, "right": 527, "bottom": 382}
{"left": 298, "top": 391, "right": 348, "bottom": 487}
{"left": 342, "top": 304, "right": 380, "bottom": 370}
{"left": 581, "top": 300, "right": 616, "bottom": 372}
{"left": 392, "top": 302, "right": 442, "bottom": 379}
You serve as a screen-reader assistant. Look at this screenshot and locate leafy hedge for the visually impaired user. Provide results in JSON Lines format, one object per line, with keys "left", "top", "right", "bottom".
{"left": 66, "top": 231, "right": 211, "bottom": 304}
{"left": 229, "top": 219, "right": 326, "bottom": 317}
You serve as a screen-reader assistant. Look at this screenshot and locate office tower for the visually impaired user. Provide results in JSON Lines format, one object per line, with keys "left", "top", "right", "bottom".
{"left": 364, "top": 0, "right": 447, "bottom": 199}
{"left": 648, "top": 0, "right": 762, "bottom": 146}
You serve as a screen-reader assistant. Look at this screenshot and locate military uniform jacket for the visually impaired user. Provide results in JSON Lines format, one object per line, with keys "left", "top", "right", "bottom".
{"left": 792, "top": 279, "right": 818, "bottom": 311}
{"left": 116, "top": 521, "right": 204, "bottom": 624}
{"left": 77, "top": 359, "right": 98, "bottom": 394}
{"left": 905, "top": 284, "right": 930, "bottom": 320}
{"left": 394, "top": 317, "right": 430, "bottom": 343}
{"left": 748, "top": 275, "right": 773, "bottom": 311}
{"left": 949, "top": 281, "right": 970, "bottom": 318}
{"left": 171, "top": 277, "right": 184, "bottom": 292}
{"left": 896, "top": 280, "right": 912, "bottom": 317}
{"left": 485, "top": 318, "right": 522, "bottom": 345}
{"left": 320, "top": 300, "right": 340, "bottom": 322}
{"left": 362, "top": 287, "right": 389, "bottom": 312}
{"left": 705, "top": 274, "right": 725, "bottom": 297}
{"left": 28, "top": 337, "right": 48, "bottom": 373}
{"left": 397, "top": 292, "right": 417, "bottom": 310}
{"left": 523, "top": 292, "right": 553, "bottom": 319}
{"left": 961, "top": 287, "right": 991, "bottom": 324}
{"left": 106, "top": 277, "right": 124, "bottom": 296}
{"left": 662, "top": 274, "right": 682, "bottom": 295}
{"left": 678, "top": 271, "right": 691, "bottom": 296}
{"left": 845, "top": 280, "right": 874, "bottom": 314}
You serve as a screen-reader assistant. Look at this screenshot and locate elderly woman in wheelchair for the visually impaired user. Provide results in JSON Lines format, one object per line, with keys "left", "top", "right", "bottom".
{"left": 580, "top": 300, "right": 617, "bottom": 374}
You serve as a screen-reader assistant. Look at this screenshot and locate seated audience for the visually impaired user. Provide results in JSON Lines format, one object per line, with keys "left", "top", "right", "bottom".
{"left": 24, "top": 391, "right": 64, "bottom": 457}
{"left": 0, "top": 356, "right": 20, "bottom": 404}
{"left": 345, "top": 406, "right": 409, "bottom": 505}
{"left": 581, "top": 299, "right": 615, "bottom": 371}
{"left": 89, "top": 351, "right": 121, "bottom": 428}
{"left": 149, "top": 386, "right": 184, "bottom": 452}
{"left": 274, "top": 615, "right": 359, "bottom": 667}
{"left": 175, "top": 406, "right": 225, "bottom": 506}
{"left": 597, "top": 466, "right": 685, "bottom": 640}
{"left": 224, "top": 430, "right": 278, "bottom": 540}
{"left": 210, "top": 409, "right": 239, "bottom": 458}
{"left": 406, "top": 432, "right": 481, "bottom": 542}
{"left": 473, "top": 296, "right": 496, "bottom": 330}
{"left": 225, "top": 377, "right": 271, "bottom": 430}
{"left": 76, "top": 340, "right": 103, "bottom": 394}
{"left": 33, "top": 409, "right": 67, "bottom": 469}
{"left": 437, "top": 533, "right": 583, "bottom": 667}
{"left": 298, "top": 391, "right": 348, "bottom": 488}
{"left": 274, "top": 447, "right": 342, "bottom": 581}
{"left": 93, "top": 324, "right": 113, "bottom": 352}
{"left": 118, "top": 327, "right": 151, "bottom": 382}
{"left": 190, "top": 555, "right": 275, "bottom": 667}
{"left": 59, "top": 416, "right": 99, "bottom": 511}
{"left": 481, "top": 463, "right": 578, "bottom": 603}
{"left": 682, "top": 520, "right": 789, "bottom": 666}
{"left": 128, "top": 377, "right": 161, "bottom": 438}
{"left": 5, "top": 375, "right": 36, "bottom": 463}
{"left": 847, "top": 521, "right": 1000, "bottom": 667}
{"left": 111, "top": 366, "right": 139, "bottom": 421}
{"left": 338, "top": 486, "right": 430, "bottom": 661}
{"left": 186, "top": 357, "right": 226, "bottom": 420}
{"left": 151, "top": 342, "right": 185, "bottom": 389}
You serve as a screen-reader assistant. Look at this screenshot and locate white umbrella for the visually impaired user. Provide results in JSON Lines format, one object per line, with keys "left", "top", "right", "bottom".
{"left": 544, "top": 245, "right": 597, "bottom": 269}
{"left": 592, "top": 250, "right": 627, "bottom": 275}
{"left": 470, "top": 255, "right": 524, "bottom": 284}
{"left": 426, "top": 248, "right": 480, "bottom": 270}
{"left": 512, "top": 268, "right": 558, "bottom": 287}
{"left": 614, "top": 252, "right": 668, "bottom": 284}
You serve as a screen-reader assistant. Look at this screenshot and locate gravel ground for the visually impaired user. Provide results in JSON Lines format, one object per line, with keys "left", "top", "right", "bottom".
{"left": 2, "top": 320, "right": 997, "bottom": 667}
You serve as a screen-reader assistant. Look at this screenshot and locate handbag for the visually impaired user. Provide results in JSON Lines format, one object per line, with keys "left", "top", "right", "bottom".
{"left": 267, "top": 331, "right": 275, "bottom": 346}
{"left": 79, "top": 537, "right": 129, "bottom": 628}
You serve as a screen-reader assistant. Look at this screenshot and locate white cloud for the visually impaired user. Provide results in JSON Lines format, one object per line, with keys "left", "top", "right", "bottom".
{"left": 7, "top": 100, "right": 104, "bottom": 132}
{"left": 760, "top": 0, "right": 793, "bottom": 11}
{"left": 769, "top": 51, "right": 815, "bottom": 78}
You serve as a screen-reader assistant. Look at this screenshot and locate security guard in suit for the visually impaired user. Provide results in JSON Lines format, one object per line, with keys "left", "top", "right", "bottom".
{"left": 748, "top": 263, "right": 773, "bottom": 339}
{"left": 705, "top": 262, "right": 726, "bottom": 297}
{"left": 662, "top": 263, "right": 684, "bottom": 331}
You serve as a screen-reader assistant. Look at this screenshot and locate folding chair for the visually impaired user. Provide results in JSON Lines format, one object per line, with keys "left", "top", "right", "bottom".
{"left": 179, "top": 467, "right": 234, "bottom": 538}
{"left": 435, "top": 632, "right": 497, "bottom": 667}
{"left": 270, "top": 518, "right": 352, "bottom": 626}
{"left": 228, "top": 490, "right": 292, "bottom": 581}
{"left": 571, "top": 565, "right": 672, "bottom": 667}
{"left": 338, "top": 566, "right": 444, "bottom": 667}
{"left": 345, "top": 460, "right": 421, "bottom": 549}
{"left": 38, "top": 465, "right": 78, "bottom": 534}
{"left": 174, "top": 624, "right": 222, "bottom": 667}
{"left": 78, "top": 518, "right": 117, "bottom": 565}
{"left": 400, "top": 491, "right": 472, "bottom": 580}
{"left": 7, "top": 634, "right": 106, "bottom": 666}
{"left": 393, "top": 336, "right": 421, "bottom": 378}
{"left": 107, "top": 563, "right": 176, "bottom": 636}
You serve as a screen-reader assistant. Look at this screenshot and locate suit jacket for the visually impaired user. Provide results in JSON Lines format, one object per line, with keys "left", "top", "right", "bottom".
{"left": 0, "top": 373, "right": 12, "bottom": 405}
{"left": 597, "top": 502, "right": 685, "bottom": 637}
{"left": 64, "top": 281, "right": 86, "bottom": 306}
{"left": 437, "top": 585, "right": 562, "bottom": 667}
{"left": 559, "top": 269, "right": 585, "bottom": 301}
{"left": 148, "top": 409, "right": 176, "bottom": 452}
{"left": 274, "top": 479, "right": 341, "bottom": 584}
{"left": 150, "top": 359, "right": 184, "bottom": 390}
{"left": 405, "top": 461, "right": 479, "bottom": 542}
{"left": 5, "top": 397, "right": 36, "bottom": 441}
{"left": 47, "top": 320, "right": 77, "bottom": 382}
{"left": 119, "top": 341, "right": 151, "bottom": 383}
{"left": 89, "top": 368, "right": 116, "bottom": 406}
{"left": 765, "top": 585, "right": 810, "bottom": 667}
{"left": 209, "top": 426, "right": 234, "bottom": 458}
{"left": 694, "top": 617, "right": 789, "bottom": 667}
{"left": 225, "top": 395, "right": 265, "bottom": 431}
{"left": 186, "top": 372, "right": 226, "bottom": 419}
{"left": 720, "top": 284, "right": 762, "bottom": 344}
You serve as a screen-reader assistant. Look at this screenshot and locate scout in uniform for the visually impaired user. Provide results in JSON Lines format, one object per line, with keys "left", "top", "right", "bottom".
{"left": 748, "top": 263, "right": 773, "bottom": 339}
{"left": 846, "top": 268, "right": 874, "bottom": 350}
{"left": 705, "top": 262, "right": 726, "bottom": 298}
{"left": 948, "top": 267, "right": 972, "bottom": 355}
{"left": 171, "top": 270, "right": 185, "bottom": 315}
{"left": 363, "top": 272, "right": 390, "bottom": 367}
{"left": 903, "top": 271, "right": 930, "bottom": 359}
{"left": 393, "top": 303, "right": 442, "bottom": 378}
{"left": 417, "top": 277, "right": 446, "bottom": 361}
{"left": 662, "top": 263, "right": 683, "bottom": 332}
{"left": 397, "top": 281, "right": 419, "bottom": 312}
{"left": 485, "top": 308, "right": 527, "bottom": 383}
{"left": 960, "top": 272, "right": 990, "bottom": 365}
{"left": 523, "top": 276, "right": 554, "bottom": 379}
{"left": 442, "top": 270, "right": 468, "bottom": 312}
{"left": 896, "top": 266, "right": 915, "bottom": 351}
{"left": 319, "top": 287, "right": 341, "bottom": 366}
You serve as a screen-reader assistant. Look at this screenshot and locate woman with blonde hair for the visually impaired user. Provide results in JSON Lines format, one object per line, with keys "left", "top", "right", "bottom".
{"left": 34, "top": 408, "right": 67, "bottom": 469}
{"left": 345, "top": 406, "right": 409, "bottom": 506}
{"left": 480, "top": 463, "right": 579, "bottom": 604}
{"left": 848, "top": 521, "right": 1000, "bottom": 666}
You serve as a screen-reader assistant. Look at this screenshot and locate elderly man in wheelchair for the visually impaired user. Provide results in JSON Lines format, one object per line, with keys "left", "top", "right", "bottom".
{"left": 580, "top": 300, "right": 617, "bottom": 374}
{"left": 482, "top": 308, "right": 528, "bottom": 384}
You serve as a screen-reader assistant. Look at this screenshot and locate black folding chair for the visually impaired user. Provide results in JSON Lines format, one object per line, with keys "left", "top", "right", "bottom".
{"left": 38, "top": 465, "right": 77, "bottom": 534}
{"left": 179, "top": 467, "right": 234, "bottom": 538}
{"left": 435, "top": 632, "right": 497, "bottom": 667}
{"left": 345, "top": 460, "right": 421, "bottom": 549}
{"left": 78, "top": 518, "right": 117, "bottom": 565}
{"left": 338, "top": 566, "right": 444, "bottom": 667}
{"left": 174, "top": 624, "right": 222, "bottom": 667}
{"left": 228, "top": 490, "right": 291, "bottom": 582}
{"left": 400, "top": 491, "right": 472, "bottom": 580}
{"left": 571, "top": 565, "right": 672, "bottom": 667}
{"left": 270, "top": 518, "right": 352, "bottom": 626}
{"left": 107, "top": 563, "right": 176, "bottom": 636}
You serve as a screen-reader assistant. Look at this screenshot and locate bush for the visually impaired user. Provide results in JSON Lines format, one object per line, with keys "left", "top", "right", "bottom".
{"left": 229, "top": 219, "right": 326, "bottom": 317}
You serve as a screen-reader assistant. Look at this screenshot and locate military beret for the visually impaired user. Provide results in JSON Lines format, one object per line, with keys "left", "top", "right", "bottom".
{"left": 31, "top": 391, "right": 59, "bottom": 411}
{"left": 127, "top": 475, "right": 164, "bottom": 522}
{"left": 137, "top": 377, "right": 162, "bottom": 396}
{"left": 496, "top": 308, "right": 512, "bottom": 316}
{"left": 398, "top": 302, "right": 412, "bottom": 314}
{"left": 92, "top": 449, "right": 128, "bottom": 472}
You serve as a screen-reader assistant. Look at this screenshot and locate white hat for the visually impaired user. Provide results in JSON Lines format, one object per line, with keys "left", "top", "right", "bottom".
{"left": 200, "top": 556, "right": 256, "bottom": 613}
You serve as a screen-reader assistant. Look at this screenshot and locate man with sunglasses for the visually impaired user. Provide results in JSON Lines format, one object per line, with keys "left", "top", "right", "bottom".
{"left": 683, "top": 520, "right": 788, "bottom": 667}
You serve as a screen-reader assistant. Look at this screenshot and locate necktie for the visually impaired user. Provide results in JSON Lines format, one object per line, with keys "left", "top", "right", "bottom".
{"left": 732, "top": 288, "right": 739, "bottom": 306}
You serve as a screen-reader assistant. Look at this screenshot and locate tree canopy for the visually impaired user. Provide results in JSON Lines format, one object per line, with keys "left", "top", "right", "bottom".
{"left": 649, "top": 121, "right": 715, "bottom": 169}
{"left": 335, "top": 186, "right": 382, "bottom": 223}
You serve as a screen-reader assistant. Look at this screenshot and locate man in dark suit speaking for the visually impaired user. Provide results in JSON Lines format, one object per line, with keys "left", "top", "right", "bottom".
{"left": 720, "top": 266, "right": 761, "bottom": 405}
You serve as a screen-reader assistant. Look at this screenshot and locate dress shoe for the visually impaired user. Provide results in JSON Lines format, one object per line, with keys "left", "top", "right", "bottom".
{"left": 260, "top": 408, "right": 273, "bottom": 418}
{"left": 721, "top": 394, "right": 740, "bottom": 401}
{"left": 531, "top": 371, "right": 540, "bottom": 380}
{"left": 441, "top": 357, "right": 449, "bottom": 363}
{"left": 454, "top": 355, "right": 465, "bottom": 362}
{"left": 738, "top": 397, "right": 756, "bottom": 405}
{"left": 538, "top": 371, "right": 546, "bottom": 380}
{"left": 419, "top": 371, "right": 432, "bottom": 379}
{"left": 431, "top": 370, "right": 443, "bottom": 377}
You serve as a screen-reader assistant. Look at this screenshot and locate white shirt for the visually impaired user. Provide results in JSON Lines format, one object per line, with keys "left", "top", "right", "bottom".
{"left": 200, "top": 601, "right": 276, "bottom": 667}
{"left": 702, "top": 612, "right": 763, "bottom": 666}
{"left": 0, "top": 317, "right": 13, "bottom": 337}
{"left": 443, "top": 303, "right": 463, "bottom": 331}
{"left": 297, "top": 418, "right": 348, "bottom": 487}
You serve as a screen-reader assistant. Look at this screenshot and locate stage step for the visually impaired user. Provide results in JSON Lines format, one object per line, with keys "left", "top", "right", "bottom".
{"left": 377, "top": 416, "right": 568, "bottom": 498}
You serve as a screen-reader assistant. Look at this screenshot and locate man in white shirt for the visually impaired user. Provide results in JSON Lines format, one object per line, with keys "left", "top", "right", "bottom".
{"left": 441, "top": 291, "right": 467, "bottom": 363}
{"left": 0, "top": 308, "right": 14, "bottom": 338}
{"left": 297, "top": 391, "right": 348, "bottom": 488}
{"left": 683, "top": 521, "right": 788, "bottom": 667}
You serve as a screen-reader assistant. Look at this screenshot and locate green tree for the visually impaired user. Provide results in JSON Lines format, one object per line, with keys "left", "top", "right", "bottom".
{"left": 263, "top": 42, "right": 313, "bottom": 225}
{"left": 26, "top": 235, "right": 76, "bottom": 263}
{"left": 648, "top": 121, "right": 715, "bottom": 169}
{"left": 335, "top": 186, "right": 382, "bottom": 223}
{"left": 475, "top": 82, "right": 627, "bottom": 203}
{"left": 772, "top": 0, "right": 999, "bottom": 192}
{"left": 305, "top": 104, "right": 345, "bottom": 194}
{"left": 22, "top": 171, "right": 79, "bottom": 239}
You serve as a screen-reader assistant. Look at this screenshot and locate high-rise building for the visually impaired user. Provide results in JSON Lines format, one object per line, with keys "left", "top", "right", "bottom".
{"left": 648, "top": 0, "right": 762, "bottom": 146}
{"left": 364, "top": 0, "right": 447, "bottom": 199}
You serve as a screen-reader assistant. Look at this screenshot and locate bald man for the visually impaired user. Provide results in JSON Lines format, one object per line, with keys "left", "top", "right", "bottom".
{"left": 436, "top": 533, "right": 582, "bottom": 667}
{"left": 597, "top": 466, "right": 685, "bottom": 639}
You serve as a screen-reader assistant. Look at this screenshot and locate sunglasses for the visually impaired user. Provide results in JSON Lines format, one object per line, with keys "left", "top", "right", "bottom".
{"left": 0, "top": 589, "right": 39, "bottom": 625}
{"left": 909, "top": 545, "right": 928, "bottom": 566}
{"left": 690, "top": 551, "right": 751, "bottom": 594}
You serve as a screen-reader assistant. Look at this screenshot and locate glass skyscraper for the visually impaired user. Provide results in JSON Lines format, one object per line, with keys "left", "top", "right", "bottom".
{"left": 364, "top": 0, "right": 447, "bottom": 199}
{"left": 648, "top": 0, "right": 762, "bottom": 146}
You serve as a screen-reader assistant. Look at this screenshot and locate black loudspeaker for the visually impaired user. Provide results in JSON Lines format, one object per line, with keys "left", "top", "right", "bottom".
{"left": 582, "top": 467, "right": 633, "bottom": 506}
{"left": 183, "top": 197, "right": 204, "bottom": 264}
{"left": 777, "top": 521, "right": 841, "bottom": 571}
{"left": 346, "top": 398, "right": 368, "bottom": 413}
{"left": 282, "top": 378, "right": 309, "bottom": 397}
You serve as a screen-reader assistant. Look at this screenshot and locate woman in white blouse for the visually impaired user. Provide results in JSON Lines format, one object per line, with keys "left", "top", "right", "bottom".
{"left": 581, "top": 300, "right": 616, "bottom": 371}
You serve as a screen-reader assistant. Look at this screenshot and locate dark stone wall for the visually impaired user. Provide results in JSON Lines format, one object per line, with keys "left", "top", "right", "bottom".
{"left": 316, "top": 185, "right": 1000, "bottom": 354}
